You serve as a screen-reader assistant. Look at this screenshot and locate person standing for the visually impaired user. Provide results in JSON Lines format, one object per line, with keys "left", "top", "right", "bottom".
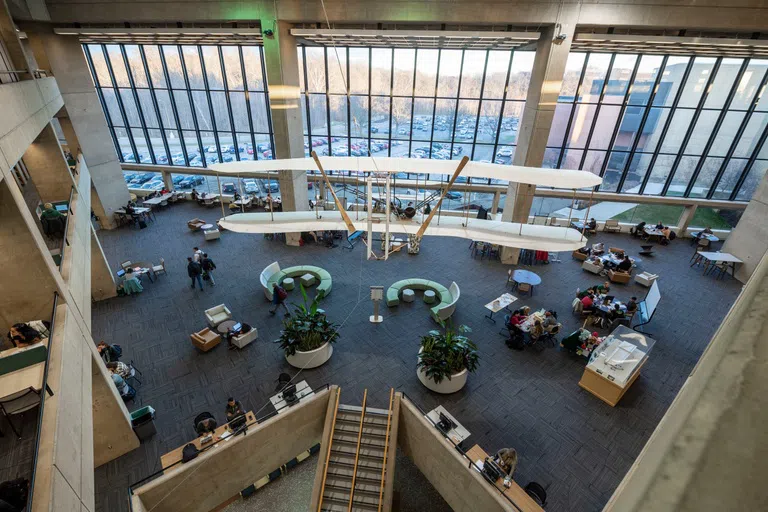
{"left": 201, "top": 253, "right": 217, "bottom": 286}
{"left": 187, "top": 257, "right": 204, "bottom": 291}
{"left": 269, "top": 283, "right": 289, "bottom": 315}
{"left": 193, "top": 247, "right": 204, "bottom": 262}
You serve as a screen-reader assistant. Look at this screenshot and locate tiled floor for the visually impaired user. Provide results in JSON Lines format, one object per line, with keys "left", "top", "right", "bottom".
{"left": 91, "top": 202, "right": 742, "bottom": 512}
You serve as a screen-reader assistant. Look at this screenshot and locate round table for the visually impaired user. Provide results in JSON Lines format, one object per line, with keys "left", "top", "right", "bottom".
{"left": 423, "top": 290, "right": 436, "bottom": 304}
{"left": 201, "top": 224, "right": 214, "bottom": 231}
{"left": 402, "top": 289, "right": 416, "bottom": 303}
{"left": 282, "top": 277, "right": 295, "bottom": 291}
{"left": 512, "top": 270, "right": 542, "bottom": 296}
{"left": 216, "top": 320, "right": 238, "bottom": 335}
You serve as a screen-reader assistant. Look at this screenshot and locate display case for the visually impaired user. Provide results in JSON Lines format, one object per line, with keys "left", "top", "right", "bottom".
{"left": 579, "top": 325, "right": 656, "bottom": 406}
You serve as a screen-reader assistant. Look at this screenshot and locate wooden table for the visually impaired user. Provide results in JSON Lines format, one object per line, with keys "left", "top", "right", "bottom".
{"left": 643, "top": 226, "right": 665, "bottom": 242}
{"left": 0, "top": 339, "right": 49, "bottom": 400}
{"left": 693, "top": 251, "right": 743, "bottom": 278}
{"left": 160, "top": 410, "right": 257, "bottom": 471}
{"left": 464, "top": 444, "right": 544, "bottom": 512}
{"left": 269, "top": 380, "right": 314, "bottom": 413}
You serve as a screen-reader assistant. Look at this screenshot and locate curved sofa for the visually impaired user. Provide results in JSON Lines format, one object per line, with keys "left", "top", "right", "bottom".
{"left": 260, "top": 262, "right": 332, "bottom": 300}
{"left": 386, "top": 279, "right": 460, "bottom": 322}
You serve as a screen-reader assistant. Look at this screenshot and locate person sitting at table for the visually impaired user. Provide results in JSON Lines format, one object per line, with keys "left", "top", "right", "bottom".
{"left": 591, "top": 242, "right": 605, "bottom": 256}
{"left": 606, "top": 304, "right": 627, "bottom": 329}
{"left": 587, "top": 218, "right": 597, "bottom": 231}
{"left": 702, "top": 226, "right": 713, "bottom": 235}
{"left": 106, "top": 361, "right": 131, "bottom": 379}
{"left": 41, "top": 202, "right": 63, "bottom": 221}
{"left": 660, "top": 226, "right": 675, "bottom": 245}
{"left": 577, "top": 287, "right": 595, "bottom": 300}
{"left": 655, "top": 220, "right": 664, "bottom": 230}
{"left": 494, "top": 448, "right": 518, "bottom": 477}
{"left": 124, "top": 202, "right": 135, "bottom": 215}
{"left": 112, "top": 373, "right": 136, "bottom": 401}
{"left": 191, "top": 188, "right": 199, "bottom": 201}
{"left": 225, "top": 397, "right": 245, "bottom": 422}
{"left": 506, "top": 309, "right": 528, "bottom": 330}
{"left": 6, "top": 322, "right": 45, "bottom": 348}
{"left": 630, "top": 221, "right": 646, "bottom": 237}
{"left": 97, "top": 341, "right": 121, "bottom": 363}
{"left": 194, "top": 412, "right": 217, "bottom": 436}
{"left": 541, "top": 311, "right": 559, "bottom": 332}
{"left": 596, "top": 281, "right": 611, "bottom": 294}
{"left": 120, "top": 268, "right": 144, "bottom": 295}
{"left": 581, "top": 293, "right": 596, "bottom": 312}
{"left": 616, "top": 254, "right": 632, "bottom": 273}
{"left": 626, "top": 296, "right": 638, "bottom": 314}
{"left": 528, "top": 319, "right": 545, "bottom": 342}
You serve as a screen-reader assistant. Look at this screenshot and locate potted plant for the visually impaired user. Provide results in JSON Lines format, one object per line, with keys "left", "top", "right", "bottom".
{"left": 416, "top": 324, "right": 478, "bottom": 394}
{"left": 278, "top": 284, "right": 339, "bottom": 369}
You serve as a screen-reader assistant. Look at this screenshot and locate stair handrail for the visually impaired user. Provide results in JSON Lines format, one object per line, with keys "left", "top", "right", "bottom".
{"left": 347, "top": 389, "right": 369, "bottom": 511}
{"left": 317, "top": 386, "right": 342, "bottom": 512}
{"left": 377, "top": 388, "right": 395, "bottom": 511}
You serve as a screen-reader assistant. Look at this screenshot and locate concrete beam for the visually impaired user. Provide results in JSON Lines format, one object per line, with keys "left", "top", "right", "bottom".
{"left": 22, "top": 122, "right": 75, "bottom": 203}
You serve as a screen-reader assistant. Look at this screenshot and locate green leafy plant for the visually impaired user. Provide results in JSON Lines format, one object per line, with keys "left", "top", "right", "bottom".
{"left": 278, "top": 284, "right": 339, "bottom": 356}
{"left": 417, "top": 324, "right": 478, "bottom": 384}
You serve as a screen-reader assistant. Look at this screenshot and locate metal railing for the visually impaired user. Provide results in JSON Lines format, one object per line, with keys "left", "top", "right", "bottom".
{"left": 26, "top": 292, "right": 59, "bottom": 511}
{"left": 0, "top": 69, "right": 51, "bottom": 83}
{"left": 399, "top": 392, "right": 526, "bottom": 512}
{"left": 58, "top": 187, "right": 75, "bottom": 272}
{"left": 127, "top": 382, "right": 332, "bottom": 508}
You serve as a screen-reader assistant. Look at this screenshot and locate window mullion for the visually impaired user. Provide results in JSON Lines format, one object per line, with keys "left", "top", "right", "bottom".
{"left": 102, "top": 44, "right": 139, "bottom": 162}
{"left": 556, "top": 52, "right": 590, "bottom": 169}
{"left": 430, "top": 49, "right": 444, "bottom": 160}
{"left": 239, "top": 46, "right": 258, "bottom": 160}
{"left": 139, "top": 45, "right": 173, "bottom": 166}
{"left": 158, "top": 46, "right": 189, "bottom": 166}
{"left": 218, "top": 46, "right": 239, "bottom": 161}
{"left": 121, "top": 45, "right": 156, "bottom": 165}
{"left": 491, "top": 50, "right": 515, "bottom": 163}
{"left": 576, "top": 53, "right": 617, "bottom": 170}
{"left": 196, "top": 46, "right": 222, "bottom": 164}
{"left": 469, "top": 50, "right": 491, "bottom": 162}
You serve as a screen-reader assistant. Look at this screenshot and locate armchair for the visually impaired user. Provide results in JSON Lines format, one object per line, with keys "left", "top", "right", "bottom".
{"left": 205, "top": 304, "right": 232, "bottom": 327}
{"left": 582, "top": 260, "right": 603, "bottom": 275}
{"left": 608, "top": 269, "right": 632, "bottom": 284}
{"left": 231, "top": 328, "right": 258, "bottom": 349}
{"left": 188, "top": 218, "right": 206, "bottom": 231}
{"left": 572, "top": 250, "right": 588, "bottom": 262}
{"left": 190, "top": 328, "right": 221, "bottom": 352}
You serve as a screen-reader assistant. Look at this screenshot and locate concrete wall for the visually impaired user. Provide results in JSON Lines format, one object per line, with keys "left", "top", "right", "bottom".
{"left": 0, "top": 178, "right": 58, "bottom": 335}
{"left": 605, "top": 250, "right": 768, "bottom": 512}
{"left": 397, "top": 397, "right": 516, "bottom": 512}
{"left": 0, "top": 77, "right": 63, "bottom": 173}
{"left": 721, "top": 173, "right": 768, "bottom": 282}
{"left": 22, "top": 122, "right": 75, "bottom": 203}
{"left": 39, "top": 0, "right": 768, "bottom": 31}
{"left": 132, "top": 387, "right": 333, "bottom": 512}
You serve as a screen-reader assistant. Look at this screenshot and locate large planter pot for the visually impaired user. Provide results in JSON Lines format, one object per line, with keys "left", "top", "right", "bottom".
{"left": 285, "top": 341, "right": 333, "bottom": 369}
{"left": 417, "top": 349, "right": 469, "bottom": 394}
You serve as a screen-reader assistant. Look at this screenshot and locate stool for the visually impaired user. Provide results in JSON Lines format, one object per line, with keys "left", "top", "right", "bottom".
{"left": 300, "top": 273, "right": 316, "bottom": 287}
{"left": 282, "top": 277, "right": 295, "bottom": 291}
{"left": 423, "top": 290, "right": 436, "bottom": 304}
{"left": 402, "top": 289, "right": 415, "bottom": 303}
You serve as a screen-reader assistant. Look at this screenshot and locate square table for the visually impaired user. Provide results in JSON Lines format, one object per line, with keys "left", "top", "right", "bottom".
{"left": 694, "top": 251, "right": 743, "bottom": 278}
{"left": 484, "top": 293, "right": 518, "bottom": 323}
{"left": 269, "top": 380, "right": 314, "bottom": 413}
{"left": 300, "top": 273, "right": 316, "bottom": 287}
{"left": 426, "top": 405, "right": 470, "bottom": 446}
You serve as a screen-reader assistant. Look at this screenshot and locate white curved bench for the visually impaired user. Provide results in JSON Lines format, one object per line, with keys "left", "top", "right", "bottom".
{"left": 260, "top": 261, "right": 281, "bottom": 300}
{"left": 434, "top": 281, "right": 460, "bottom": 322}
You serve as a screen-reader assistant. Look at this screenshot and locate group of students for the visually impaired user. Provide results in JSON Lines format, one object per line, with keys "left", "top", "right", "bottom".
{"left": 577, "top": 283, "right": 638, "bottom": 329}
{"left": 193, "top": 397, "right": 246, "bottom": 436}
{"left": 505, "top": 307, "right": 560, "bottom": 349}
{"left": 96, "top": 340, "right": 138, "bottom": 401}
{"left": 630, "top": 221, "right": 677, "bottom": 244}
{"left": 186, "top": 247, "right": 217, "bottom": 290}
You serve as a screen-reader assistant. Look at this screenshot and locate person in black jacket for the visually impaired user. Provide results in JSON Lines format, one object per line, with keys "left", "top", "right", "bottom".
{"left": 201, "top": 253, "right": 217, "bottom": 286}
{"left": 187, "top": 257, "right": 204, "bottom": 291}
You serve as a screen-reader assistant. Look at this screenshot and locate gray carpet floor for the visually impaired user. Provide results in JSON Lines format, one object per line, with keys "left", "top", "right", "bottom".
{"left": 87, "top": 202, "right": 741, "bottom": 512}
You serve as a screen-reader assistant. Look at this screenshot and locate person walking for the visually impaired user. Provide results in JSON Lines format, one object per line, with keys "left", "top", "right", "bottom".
{"left": 193, "top": 246, "right": 204, "bottom": 262}
{"left": 201, "top": 252, "right": 217, "bottom": 286}
{"left": 187, "top": 256, "right": 204, "bottom": 291}
{"left": 269, "top": 283, "right": 289, "bottom": 315}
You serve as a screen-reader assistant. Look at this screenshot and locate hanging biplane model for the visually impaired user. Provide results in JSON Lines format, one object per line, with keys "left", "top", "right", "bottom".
{"left": 210, "top": 153, "right": 601, "bottom": 260}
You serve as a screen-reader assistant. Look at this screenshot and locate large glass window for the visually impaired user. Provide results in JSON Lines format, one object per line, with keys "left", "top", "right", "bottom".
{"left": 298, "top": 45, "right": 534, "bottom": 176}
{"left": 547, "top": 53, "right": 768, "bottom": 201}
{"left": 85, "top": 44, "right": 274, "bottom": 166}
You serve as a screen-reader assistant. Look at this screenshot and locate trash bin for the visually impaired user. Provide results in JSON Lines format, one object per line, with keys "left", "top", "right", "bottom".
{"left": 130, "top": 406, "right": 156, "bottom": 441}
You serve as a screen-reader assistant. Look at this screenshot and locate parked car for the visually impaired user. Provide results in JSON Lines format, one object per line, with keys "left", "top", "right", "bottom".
{"left": 206, "top": 145, "right": 217, "bottom": 153}
{"left": 263, "top": 181, "right": 279, "bottom": 193}
{"left": 444, "top": 190, "right": 462, "bottom": 200}
{"left": 496, "top": 148, "right": 514, "bottom": 159}
{"left": 172, "top": 175, "right": 186, "bottom": 185}
{"left": 243, "top": 179, "right": 259, "bottom": 193}
{"left": 139, "top": 153, "right": 152, "bottom": 164}
{"left": 207, "top": 155, "right": 219, "bottom": 164}
{"left": 247, "top": 145, "right": 254, "bottom": 154}
{"left": 139, "top": 182, "right": 164, "bottom": 191}
{"left": 124, "top": 154, "right": 137, "bottom": 163}
{"left": 262, "top": 150, "right": 273, "bottom": 159}
{"left": 222, "top": 154, "right": 234, "bottom": 163}
{"left": 257, "top": 143, "right": 271, "bottom": 153}
{"left": 129, "top": 172, "right": 155, "bottom": 185}
{"left": 222, "top": 182, "right": 237, "bottom": 194}
{"left": 172, "top": 153, "right": 186, "bottom": 165}
{"left": 157, "top": 155, "right": 169, "bottom": 164}
{"left": 123, "top": 172, "right": 137, "bottom": 183}
{"left": 179, "top": 175, "right": 205, "bottom": 188}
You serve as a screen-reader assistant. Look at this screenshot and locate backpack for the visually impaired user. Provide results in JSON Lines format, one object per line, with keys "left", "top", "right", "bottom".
{"left": 182, "top": 443, "right": 199, "bottom": 462}
{"left": 276, "top": 287, "right": 288, "bottom": 301}
{"left": 111, "top": 344, "right": 123, "bottom": 359}
{"left": 668, "top": 230, "right": 677, "bottom": 241}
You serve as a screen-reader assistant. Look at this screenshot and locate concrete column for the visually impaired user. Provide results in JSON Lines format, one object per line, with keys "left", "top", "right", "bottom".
{"left": 56, "top": 112, "right": 81, "bottom": 155}
{"left": 500, "top": 15, "right": 577, "bottom": 264}
{"left": 22, "top": 123, "right": 75, "bottom": 203}
{"left": 490, "top": 191, "right": 501, "bottom": 215}
{"left": 161, "top": 170, "right": 174, "bottom": 191}
{"left": 721, "top": 173, "right": 768, "bottom": 282}
{"left": 26, "top": 27, "right": 129, "bottom": 229}
{"left": 91, "top": 225, "right": 116, "bottom": 301}
{"left": 676, "top": 205, "right": 698, "bottom": 237}
{"left": 261, "top": 19, "right": 308, "bottom": 246}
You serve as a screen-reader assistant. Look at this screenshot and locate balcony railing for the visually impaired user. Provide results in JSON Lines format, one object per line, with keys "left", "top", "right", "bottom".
{"left": 56, "top": 187, "right": 75, "bottom": 273}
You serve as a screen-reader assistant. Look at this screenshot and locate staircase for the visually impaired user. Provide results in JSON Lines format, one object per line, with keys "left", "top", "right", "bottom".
{"left": 316, "top": 389, "right": 398, "bottom": 512}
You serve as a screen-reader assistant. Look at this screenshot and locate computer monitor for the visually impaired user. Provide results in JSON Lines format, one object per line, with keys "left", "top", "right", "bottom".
{"left": 228, "top": 413, "right": 247, "bottom": 432}
{"left": 282, "top": 383, "right": 298, "bottom": 405}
